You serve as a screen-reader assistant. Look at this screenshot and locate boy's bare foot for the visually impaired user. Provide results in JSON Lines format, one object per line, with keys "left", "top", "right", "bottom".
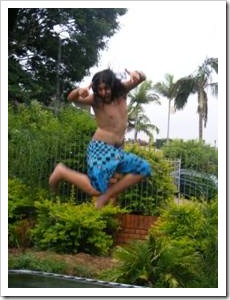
{"left": 49, "top": 163, "right": 65, "bottom": 192}
{"left": 95, "top": 194, "right": 109, "bottom": 209}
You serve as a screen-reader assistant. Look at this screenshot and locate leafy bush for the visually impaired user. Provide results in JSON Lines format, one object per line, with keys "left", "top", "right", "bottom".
{"left": 161, "top": 139, "right": 218, "bottom": 176}
{"left": 8, "top": 178, "right": 48, "bottom": 248}
{"left": 104, "top": 198, "right": 218, "bottom": 288}
{"left": 8, "top": 102, "right": 96, "bottom": 201}
{"left": 8, "top": 177, "right": 127, "bottom": 255}
{"left": 100, "top": 240, "right": 154, "bottom": 286}
{"left": 149, "top": 198, "right": 218, "bottom": 287}
{"left": 8, "top": 178, "right": 35, "bottom": 221}
{"left": 31, "top": 199, "right": 126, "bottom": 255}
{"left": 9, "top": 102, "right": 177, "bottom": 214}
{"left": 105, "top": 237, "right": 203, "bottom": 288}
{"left": 119, "top": 144, "right": 176, "bottom": 215}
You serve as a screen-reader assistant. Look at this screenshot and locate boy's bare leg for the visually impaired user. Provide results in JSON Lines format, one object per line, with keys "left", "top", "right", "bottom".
{"left": 49, "top": 163, "right": 100, "bottom": 196}
{"left": 108, "top": 173, "right": 122, "bottom": 206}
{"left": 95, "top": 174, "right": 143, "bottom": 209}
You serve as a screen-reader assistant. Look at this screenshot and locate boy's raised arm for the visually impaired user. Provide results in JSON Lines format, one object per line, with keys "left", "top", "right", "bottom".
{"left": 122, "top": 69, "right": 146, "bottom": 93}
{"left": 67, "top": 83, "right": 94, "bottom": 105}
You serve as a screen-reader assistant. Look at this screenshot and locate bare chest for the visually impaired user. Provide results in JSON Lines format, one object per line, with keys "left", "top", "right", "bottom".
{"left": 94, "top": 99, "right": 127, "bottom": 122}
{"left": 105, "top": 99, "right": 127, "bottom": 119}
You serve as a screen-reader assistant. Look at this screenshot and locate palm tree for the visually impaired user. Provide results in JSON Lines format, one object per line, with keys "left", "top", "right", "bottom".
{"left": 127, "top": 80, "right": 160, "bottom": 144}
{"left": 153, "top": 74, "right": 176, "bottom": 143}
{"left": 173, "top": 57, "right": 218, "bottom": 141}
{"left": 128, "top": 104, "right": 159, "bottom": 144}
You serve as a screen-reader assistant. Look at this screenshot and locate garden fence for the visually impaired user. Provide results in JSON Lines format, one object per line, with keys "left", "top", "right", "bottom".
{"left": 9, "top": 137, "right": 217, "bottom": 211}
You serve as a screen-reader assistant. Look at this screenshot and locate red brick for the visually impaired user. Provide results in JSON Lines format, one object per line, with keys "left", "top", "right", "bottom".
{"left": 115, "top": 214, "right": 158, "bottom": 245}
{"left": 130, "top": 215, "right": 135, "bottom": 228}
{"left": 135, "top": 229, "right": 147, "bottom": 235}
{"left": 124, "top": 228, "right": 136, "bottom": 234}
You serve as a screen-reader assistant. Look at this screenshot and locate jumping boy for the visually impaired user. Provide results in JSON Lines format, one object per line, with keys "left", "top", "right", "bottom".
{"left": 49, "top": 69, "right": 152, "bottom": 208}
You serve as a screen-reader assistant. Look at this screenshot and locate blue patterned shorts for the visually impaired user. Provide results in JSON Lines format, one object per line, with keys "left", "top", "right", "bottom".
{"left": 87, "top": 140, "right": 152, "bottom": 193}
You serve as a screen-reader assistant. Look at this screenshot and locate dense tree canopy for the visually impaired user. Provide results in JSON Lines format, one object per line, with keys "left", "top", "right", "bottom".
{"left": 8, "top": 8, "right": 127, "bottom": 105}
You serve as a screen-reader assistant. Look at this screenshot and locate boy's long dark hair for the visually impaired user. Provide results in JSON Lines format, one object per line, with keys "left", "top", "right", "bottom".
{"left": 91, "top": 69, "right": 126, "bottom": 105}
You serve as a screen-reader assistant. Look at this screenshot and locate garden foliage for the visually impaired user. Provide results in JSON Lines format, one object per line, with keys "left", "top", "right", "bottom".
{"left": 9, "top": 101, "right": 176, "bottom": 214}
{"left": 161, "top": 139, "right": 218, "bottom": 200}
{"left": 31, "top": 200, "right": 126, "bottom": 255}
{"left": 103, "top": 198, "right": 218, "bottom": 288}
{"left": 162, "top": 139, "right": 218, "bottom": 176}
{"left": 8, "top": 101, "right": 96, "bottom": 200}
{"left": 8, "top": 177, "right": 48, "bottom": 248}
{"left": 8, "top": 177, "right": 126, "bottom": 255}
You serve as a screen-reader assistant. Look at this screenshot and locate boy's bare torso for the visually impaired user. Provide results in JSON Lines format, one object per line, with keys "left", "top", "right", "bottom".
{"left": 92, "top": 96, "right": 128, "bottom": 147}
{"left": 67, "top": 70, "right": 146, "bottom": 147}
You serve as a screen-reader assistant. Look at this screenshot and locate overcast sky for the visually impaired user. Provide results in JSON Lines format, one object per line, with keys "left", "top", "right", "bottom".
{"left": 81, "top": 1, "right": 226, "bottom": 147}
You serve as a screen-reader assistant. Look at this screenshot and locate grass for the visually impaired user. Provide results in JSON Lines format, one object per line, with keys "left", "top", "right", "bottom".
{"left": 8, "top": 249, "right": 105, "bottom": 279}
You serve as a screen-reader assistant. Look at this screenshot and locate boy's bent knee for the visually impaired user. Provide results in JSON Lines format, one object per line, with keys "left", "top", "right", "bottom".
{"left": 89, "top": 187, "right": 101, "bottom": 196}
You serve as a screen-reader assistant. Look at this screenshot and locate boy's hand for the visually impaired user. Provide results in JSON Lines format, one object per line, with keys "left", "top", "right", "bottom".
{"left": 125, "top": 69, "right": 146, "bottom": 84}
{"left": 67, "top": 83, "right": 93, "bottom": 104}
{"left": 78, "top": 87, "right": 90, "bottom": 98}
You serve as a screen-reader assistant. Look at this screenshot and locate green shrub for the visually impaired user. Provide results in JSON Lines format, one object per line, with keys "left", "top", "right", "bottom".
{"left": 161, "top": 139, "right": 218, "bottom": 176}
{"left": 9, "top": 219, "right": 35, "bottom": 249}
{"left": 31, "top": 199, "right": 126, "bottom": 255}
{"left": 105, "top": 198, "right": 218, "bottom": 288}
{"left": 100, "top": 240, "right": 154, "bottom": 286}
{"left": 8, "top": 178, "right": 48, "bottom": 248}
{"left": 8, "top": 178, "right": 35, "bottom": 222}
{"left": 9, "top": 102, "right": 177, "bottom": 213}
{"left": 149, "top": 198, "right": 218, "bottom": 287}
{"left": 8, "top": 102, "right": 96, "bottom": 200}
{"left": 103, "top": 235, "right": 203, "bottom": 288}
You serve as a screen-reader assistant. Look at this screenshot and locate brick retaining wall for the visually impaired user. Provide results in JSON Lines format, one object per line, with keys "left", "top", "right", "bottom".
{"left": 115, "top": 214, "right": 158, "bottom": 244}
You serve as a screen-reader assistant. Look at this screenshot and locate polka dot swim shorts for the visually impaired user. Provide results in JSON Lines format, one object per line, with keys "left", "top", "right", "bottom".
{"left": 87, "top": 139, "right": 152, "bottom": 193}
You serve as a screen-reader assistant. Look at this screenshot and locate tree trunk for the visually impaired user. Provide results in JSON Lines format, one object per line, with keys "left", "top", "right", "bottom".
{"left": 199, "top": 111, "right": 203, "bottom": 141}
{"left": 8, "top": 8, "right": 19, "bottom": 37}
{"left": 166, "top": 99, "right": 171, "bottom": 143}
{"left": 55, "top": 37, "right": 62, "bottom": 115}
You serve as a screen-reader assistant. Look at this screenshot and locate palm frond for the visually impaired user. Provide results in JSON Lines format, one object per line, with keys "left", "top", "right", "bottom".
{"left": 129, "top": 80, "right": 160, "bottom": 105}
{"left": 206, "top": 57, "right": 218, "bottom": 74}
{"left": 153, "top": 73, "right": 176, "bottom": 99}
{"left": 127, "top": 80, "right": 160, "bottom": 142}
{"left": 110, "top": 241, "right": 152, "bottom": 285}
{"left": 173, "top": 76, "right": 196, "bottom": 110}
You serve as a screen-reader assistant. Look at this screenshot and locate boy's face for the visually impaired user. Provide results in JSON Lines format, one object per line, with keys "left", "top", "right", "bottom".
{"left": 97, "top": 82, "right": 112, "bottom": 103}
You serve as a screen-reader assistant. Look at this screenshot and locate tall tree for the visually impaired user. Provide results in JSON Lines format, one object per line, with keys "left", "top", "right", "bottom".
{"left": 153, "top": 74, "right": 176, "bottom": 143}
{"left": 8, "top": 8, "right": 19, "bottom": 37}
{"left": 8, "top": 8, "right": 127, "bottom": 106}
{"left": 127, "top": 80, "right": 160, "bottom": 143}
{"left": 173, "top": 57, "right": 218, "bottom": 141}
